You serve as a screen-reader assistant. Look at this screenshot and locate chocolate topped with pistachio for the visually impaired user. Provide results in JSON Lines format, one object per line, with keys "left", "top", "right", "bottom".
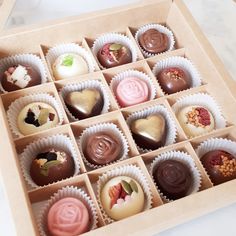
{"left": 30, "top": 148, "right": 75, "bottom": 186}
{"left": 97, "top": 43, "right": 132, "bottom": 68}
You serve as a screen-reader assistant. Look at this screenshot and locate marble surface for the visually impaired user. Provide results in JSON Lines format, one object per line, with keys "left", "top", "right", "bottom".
{"left": 0, "top": 0, "right": 236, "bottom": 235}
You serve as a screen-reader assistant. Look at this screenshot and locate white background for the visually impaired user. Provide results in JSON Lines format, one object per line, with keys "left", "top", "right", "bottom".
{"left": 1, "top": 0, "right": 236, "bottom": 235}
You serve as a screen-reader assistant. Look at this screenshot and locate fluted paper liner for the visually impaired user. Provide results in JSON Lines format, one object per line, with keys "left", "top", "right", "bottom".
{"left": 20, "top": 134, "right": 80, "bottom": 189}
{"left": 78, "top": 123, "right": 129, "bottom": 169}
{"left": 150, "top": 150, "right": 201, "bottom": 202}
{"left": 92, "top": 33, "right": 138, "bottom": 69}
{"left": 153, "top": 56, "right": 202, "bottom": 95}
{"left": 60, "top": 80, "right": 110, "bottom": 121}
{"left": 126, "top": 104, "right": 177, "bottom": 153}
{"left": 46, "top": 43, "right": 95, "bottom": 80}
{"left": 37, "top": 186, "right": 98, "bottom": 236}
{"left": 110, "top": 69, "right": 157, "bottom": 108}
{"left": 135, "top": 23, "right": 175, "bottom": 58}
{"left": 97, "top": 164, "right": 153, "bottom": 224}
{"left": 172, "top": 93, "right": 226, "bottom": 138}
{"left": 7, "top": 93, "right": 64, "bottom": 138}
{"left": 0, "top": 53, "right": 47, "bottom": 93}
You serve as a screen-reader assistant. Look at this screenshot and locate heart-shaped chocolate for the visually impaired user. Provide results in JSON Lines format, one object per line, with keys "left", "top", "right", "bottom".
{"left": 130, "top": 114, "right": 166, "bottom": 150}
{"left": 65, "top": 88, "right": 104, "bottom": 120}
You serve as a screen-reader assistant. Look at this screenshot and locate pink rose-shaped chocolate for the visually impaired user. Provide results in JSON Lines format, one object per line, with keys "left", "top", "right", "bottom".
{"left": 115, "top": 77, "right": 149, "bottom": 107}
{"left": 47, "top": 197, "right": 90, "bottom": 236}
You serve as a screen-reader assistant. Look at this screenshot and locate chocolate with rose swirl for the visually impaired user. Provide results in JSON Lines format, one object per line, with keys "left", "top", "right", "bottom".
{"left": 153, "top": 160, "right": 192, "bottom": 200}
{"left": 138, "top": 28, "right": 169, "bottom": 54}
{"left": 84, "top": 131, "right": 122, "bottom": 165}
{"left": 47, "top": 197, "right": 90, "bottom": 236}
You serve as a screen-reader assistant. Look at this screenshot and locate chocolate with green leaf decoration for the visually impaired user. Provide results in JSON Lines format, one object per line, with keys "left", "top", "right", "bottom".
{"left": 97, "top": 43, "right": 132, "bottom": 68}
{"left": 52, "top": 53, "right": 89, "bottom": 80}
{"left": 30, "top": 148, "right": 75, "bottom": 186}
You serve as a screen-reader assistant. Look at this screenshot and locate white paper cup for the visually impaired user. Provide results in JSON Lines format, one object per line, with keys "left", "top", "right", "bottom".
{"left": 135, "top": 23, "right": 175, "bottom": 58}
{"left": 92, "top": 33, "right": 138, "bottom": 69}
{"left": 97, "top": 164, "right": 153, "bottom": 224}
{"left": 38, "top": 186, "right": 98, "bottom": 236}
{"left": 46, "top": 43, "right": 96, "bottom": 80}
{"left": 126, "top": 104, "right": 177, "bottom": 153}
{"left": 7, "top": 93, "right": 64, "bottom": 138}
{"left": 110, "top": 69, "right": 157, "bottom": 108}
{"left": 0, "top": 54, "right": 47, "bottom": 93}
{"left": 78, "top": 123, "right": 129, "bottom": 169}
{"left": 172, "top": 93, "right": 226, "bottom": 138}
{"left": 152, "top": 56, "right": 202, "bottom": 95}
{"left": 20, "top": 134, "right": 80, "bottom": 189}
{"left": 150, "top": 150, "right": 201, "bottom": 202}
{"left": 60, "top": 80, "right": 110, "bottom": 121}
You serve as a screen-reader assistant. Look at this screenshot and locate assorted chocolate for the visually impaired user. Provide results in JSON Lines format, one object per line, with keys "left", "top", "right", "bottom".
{"left": 130, "top": 114, "right": 166, "bottom": 150}
{"left": 201, "top": 150, "right": 236, "bottom": 185}
{"left": 30, "top": 148, "right": 75, "bottom": 186}
{"left": 97, "top": 43, "right": 132, "bottom": 68}
{"left": 138, "top": 28, "right": 169, "bottom": 54}
{"left": 83, "top": 131, "right": 122, "bottom": 165}
{"left": 153, "top": 159, "right": 192, "bottom": 200}
{"left": 100, "top": 176, "right": 145, "bottom": 220}
{"left": 65, "top": 88, "right": 104, "bottom": 120}
{"left": 156, "top": 67, "right": 191, "bottom": 94}
{"left": 1, "top": 64, "right": 41, "bottom": 92}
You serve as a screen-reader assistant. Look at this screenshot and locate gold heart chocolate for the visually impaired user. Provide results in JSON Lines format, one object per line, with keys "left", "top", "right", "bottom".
{"left": 65, "top": 88, "right": 104, "bottom": 119}
{"left": 130, "top": 114, "right": 166, "bottom": 150}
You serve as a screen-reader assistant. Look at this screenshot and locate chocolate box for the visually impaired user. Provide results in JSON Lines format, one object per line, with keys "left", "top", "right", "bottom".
{"left": 0, "top": 0, "right": 236, "bottom": 235}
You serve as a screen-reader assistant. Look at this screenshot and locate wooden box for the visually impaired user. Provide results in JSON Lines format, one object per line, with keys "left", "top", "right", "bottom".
{"left": 0, "top": 0, "right": 236, "bottom": 235}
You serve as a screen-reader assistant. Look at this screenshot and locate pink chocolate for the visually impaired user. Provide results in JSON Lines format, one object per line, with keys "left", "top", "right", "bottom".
{"left": 47, "top": 197, "right": 90, "bottom": 236}
{"left": 115, "top": 77, "right": 149, "bottom": 107}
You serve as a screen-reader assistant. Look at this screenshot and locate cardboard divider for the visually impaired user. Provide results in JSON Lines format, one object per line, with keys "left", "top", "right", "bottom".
{"left": 87, "top": 156, "right": 163, "bottom": 213}
{"left": 141, "top": 140, "right": 213, "bottom": 194}
{"left": 121, "top": 97, "right": 187, "bottom": 143}
{"left": 29, "top": 174, "right": 106, "bottom": 231}
{"left": 54, "top": 71, "right": 119, "bottom": 121}
{"left": 70, "top": 111, "right": 140, "bottom": 168}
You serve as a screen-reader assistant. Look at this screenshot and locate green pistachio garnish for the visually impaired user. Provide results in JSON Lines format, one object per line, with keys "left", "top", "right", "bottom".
{"left": 40, "top": 160, "right": 60, "bottom": 176}
{"left": 62, "top": 55, "right": 74, "bottom": 66}
{"left": 38, "top": 108, "right": 50, "bottom": 126}
{"left": 121, "top": 180, "right": 132, "bottom": 195}
{"left": 109, "top": 43, "right": 122, "bottom": 51}
{"left": 129, "top": 180, "right": 138, "bottom": 193}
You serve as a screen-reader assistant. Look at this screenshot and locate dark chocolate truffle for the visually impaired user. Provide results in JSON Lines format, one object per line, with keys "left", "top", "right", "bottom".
{"left": 153, "top": 160, "right": 192, "bottom": 200}
{"left": 130, "top": 114, "right": 166, "bottom": 150}
{"left": 30, "top": 148, "right": 75, "bottom": 186}
{"left": 157, "top": 67, "right": 191, "bottom": 94}
{"left": 65, "top": 88, "right": 104, "bottom": 120}
{"left": 84, "top": 131, "right": 122, "bottom": 165}
{"left": 97, "top": 43, "right": 132, "bottom": 68}
{"left": 138, "top": 29, "right": 169, "bottom": 54}
{"left": 201, "top": 150, "right": 236, "bottom": 185}
{"left": 1, "top": 64, "right": 41, "bottom": 92}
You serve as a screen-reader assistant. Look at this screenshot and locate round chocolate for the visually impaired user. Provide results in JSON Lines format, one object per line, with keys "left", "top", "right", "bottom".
{"left": 201, "top": 150, "right": 236, "bottom": 185}
{"left": 30, "top": 148, "right": 75, "bottom": 186}
{"left": 157, "top": 67, "right": 191, "bottom": 94}
{"left": 1, "top": 64, "right": 41, "bottom": 92}
{"left": 153, "top": 160, "right": 192, "bottom": 200}
{"left": 138, "top": 28, "right": 169, "bottom": 54}
{"left": 97, "top": 43, "right": 132, "bottom": 68}
{"left": 84, "top": 131, "right": 122, "bottom": 165}
{"left": 130, "top": 114, "right": 166, "bottom": 150}
{"left": 65, "top": 88, "right": 104, "bottom": 120}
{"left": 17, "top": 102, "right": 59, "bottom": 136}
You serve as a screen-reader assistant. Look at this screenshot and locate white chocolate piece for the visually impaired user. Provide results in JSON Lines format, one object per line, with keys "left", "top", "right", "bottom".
{"left": 52, "top": 53, "right": 89, "bottom": 80}
{"left": 100, "top": 176, "right": 145, "bottom": 221}
{"left": 17, "top": 102, "right": 59, "bottom": 136}
{"left": 177, "top": 105, "right": 215, "bottom": 138}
